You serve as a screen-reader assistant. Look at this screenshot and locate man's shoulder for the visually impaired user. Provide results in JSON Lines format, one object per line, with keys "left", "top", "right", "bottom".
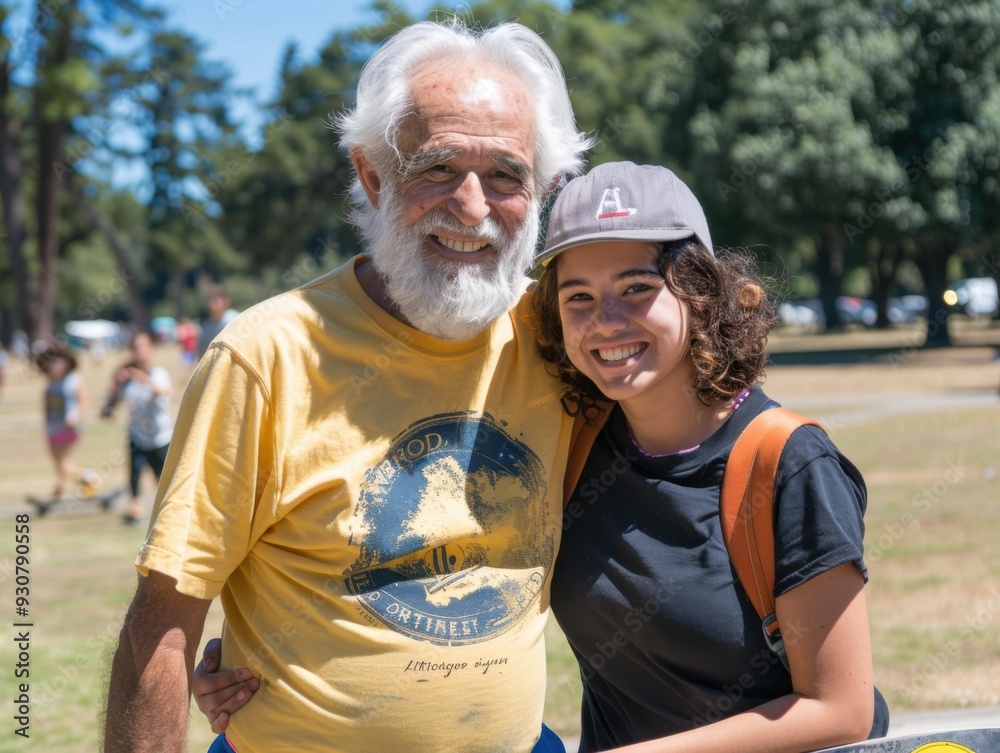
{"left": 510, "top": 283, "right": 538, "bottom": 331}
{"left": 221, "top": 265, "right": 351, "bottom": 334}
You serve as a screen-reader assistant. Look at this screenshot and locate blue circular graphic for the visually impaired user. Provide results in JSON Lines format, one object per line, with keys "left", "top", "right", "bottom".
{"left": 344, "top": 412, "right": 551, "bottom": 645}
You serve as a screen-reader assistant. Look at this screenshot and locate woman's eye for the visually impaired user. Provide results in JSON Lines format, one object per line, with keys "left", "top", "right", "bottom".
{"left": 564, "top": 292, "right": 593, "bottom": 302}
{"left": 624, "top": 284, "right": 652, "bottom": 294}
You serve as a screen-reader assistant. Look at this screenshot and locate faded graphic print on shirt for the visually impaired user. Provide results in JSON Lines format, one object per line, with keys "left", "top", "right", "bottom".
{"left": 345, "top": 411, "right": 550, "bottom": 646}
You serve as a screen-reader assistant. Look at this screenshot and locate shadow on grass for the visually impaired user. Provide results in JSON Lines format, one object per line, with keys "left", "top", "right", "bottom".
{"left": 768, "top": 340, "right": 1000, "bottom": 367}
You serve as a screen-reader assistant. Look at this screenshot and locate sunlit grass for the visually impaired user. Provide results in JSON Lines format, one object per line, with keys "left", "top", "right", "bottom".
{"left": 1, "top": 334, "right": 998, "bottom": 748}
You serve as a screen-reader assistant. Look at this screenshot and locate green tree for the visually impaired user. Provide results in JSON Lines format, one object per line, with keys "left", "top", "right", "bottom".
{"left": 127, "top": 28, "right": 245, "bottom": 318}
{"left": 0, "top": 4, "right": 31, "bottom": 344}
{"left": 0, "top": 0, "right": 154, "bottom": 342}
{"left": 218, "top": 2, "right": 418, "bottom": 277}
{"left": 712, "top": 27, "right": 918, "bottom": 325}
{"left": 862, "top": 0, "right": 1000, "bottom": 345}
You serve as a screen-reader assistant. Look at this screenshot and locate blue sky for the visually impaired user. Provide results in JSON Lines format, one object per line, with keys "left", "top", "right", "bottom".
{"left": 5, "top": 0, "right": 569, "bottom": 187}
{"left": 161, "top": 0, "right": 436, "bottom": 135}
{"left": 159, "top": 0, "right": 571, "bottom": 136}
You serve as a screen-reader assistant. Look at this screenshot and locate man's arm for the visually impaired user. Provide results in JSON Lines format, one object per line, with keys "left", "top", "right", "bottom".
{"left": 104, "top": 569, "right": 212, "bottom": 753}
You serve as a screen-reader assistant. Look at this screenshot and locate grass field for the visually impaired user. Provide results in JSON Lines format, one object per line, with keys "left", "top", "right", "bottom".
{"left": 0, "top": 320, "right": 998, "bottom": 752}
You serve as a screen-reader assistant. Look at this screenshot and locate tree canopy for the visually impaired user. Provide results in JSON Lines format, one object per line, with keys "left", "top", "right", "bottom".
{"left": 1, "top": 0, "right": 997, "bottom": 345}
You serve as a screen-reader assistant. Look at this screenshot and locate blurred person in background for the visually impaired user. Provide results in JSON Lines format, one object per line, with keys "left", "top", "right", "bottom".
{"left": 176, "top": 316, "right": 201, "bottom": 367}
{"left": 102, "top": 330, "right": 174, "bottom": 525}
{"left": 196, "top": 284, "right": 238, "bottom": 358}
{"left": 37, "top": 343, "right": 98, "bottom": 500}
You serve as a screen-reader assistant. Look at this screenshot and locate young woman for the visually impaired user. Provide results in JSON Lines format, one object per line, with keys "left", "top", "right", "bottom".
{"left": 37, "top": 343, "right": 96, "bottom": 499}
{"left": 190, "top": 162, "right": 888, "bottom": 752}
{"left": 529, "top": 161, "right": 888, "bottom": 752}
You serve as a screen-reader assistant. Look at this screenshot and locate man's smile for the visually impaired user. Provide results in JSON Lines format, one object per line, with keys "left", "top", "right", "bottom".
{"left": 435, "top": 235, "right": 491, "bottom": 253}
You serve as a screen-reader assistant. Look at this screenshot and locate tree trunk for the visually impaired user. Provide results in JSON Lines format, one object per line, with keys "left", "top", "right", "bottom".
{"left": 70, "top": 178, "right": 151, "bottom": 333}
{"left": 0, "top": 48, "right": 34, "bottom": 338}
{"left": 171, "top": 267, "right": 186, "bottom": 320}
{"left": 31, "top": 120, "right": 64, "bottom": 343}
{"left": 987, "top": 257, "right": 1000, "bottom": 324}
{"left": 915, "top": 240, "right": 953, "bottom": 348}
{"left": 816, "top": 225, "right": 843, "bottom": 332}
{"left": 30, "top": 1, "right": 76, "bottom": 344}
{"left": 870, "top": 242, "right": 902, "bottom": 329}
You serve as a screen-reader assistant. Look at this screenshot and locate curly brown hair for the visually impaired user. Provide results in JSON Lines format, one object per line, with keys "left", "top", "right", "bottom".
{"left": 530, "top": 239, "right": 776, "bottom": 421}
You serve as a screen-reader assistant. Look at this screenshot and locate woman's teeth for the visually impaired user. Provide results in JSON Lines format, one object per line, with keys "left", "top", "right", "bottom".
{"left": 598, "top": 344, "right": 644, "bottom": 362}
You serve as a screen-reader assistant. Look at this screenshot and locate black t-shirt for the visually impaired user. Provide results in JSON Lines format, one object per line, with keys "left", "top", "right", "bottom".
{"left": 550, "top": 387, "right": 889, "bottom": 752}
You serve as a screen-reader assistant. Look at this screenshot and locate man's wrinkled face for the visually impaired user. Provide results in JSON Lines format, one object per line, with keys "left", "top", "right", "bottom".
{"left": 365, "top": 58, "right": 541, "bottom": 341}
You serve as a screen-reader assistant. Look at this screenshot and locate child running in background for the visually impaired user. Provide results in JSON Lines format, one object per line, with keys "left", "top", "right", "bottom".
{"left": 37, "top": 343, "right": 98, "bottom": 500}
{"left": 102, "top": 330, "right": 174, "bottom": 525}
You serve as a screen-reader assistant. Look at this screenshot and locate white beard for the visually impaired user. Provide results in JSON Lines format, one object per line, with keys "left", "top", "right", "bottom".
{"left": 366, "top": 188, "right": 540, "bottom": 341}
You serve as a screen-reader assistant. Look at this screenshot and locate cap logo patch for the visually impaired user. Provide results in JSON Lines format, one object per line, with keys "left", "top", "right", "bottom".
{"left": 596, "top": 187, "right": 637, "bottom": 220}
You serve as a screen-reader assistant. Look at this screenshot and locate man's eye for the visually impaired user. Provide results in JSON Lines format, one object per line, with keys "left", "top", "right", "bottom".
{"left": 491, "top": 171, "right": 524, "bottom": 191}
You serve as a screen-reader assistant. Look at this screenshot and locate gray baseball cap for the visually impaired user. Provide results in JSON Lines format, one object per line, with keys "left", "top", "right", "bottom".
{"left": 536, "top": 161, "right": 713, "bottom": 265}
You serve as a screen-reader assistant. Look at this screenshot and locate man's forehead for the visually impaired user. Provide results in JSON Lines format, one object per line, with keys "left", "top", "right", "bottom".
{"left": 408, "top": 59, "right": 532, "bottom": 122}
{"left": 400, "top": 60, "right": 536, "bottom": 166}
{"left": 456, "top": 76, "right": 504, "bottom": 106}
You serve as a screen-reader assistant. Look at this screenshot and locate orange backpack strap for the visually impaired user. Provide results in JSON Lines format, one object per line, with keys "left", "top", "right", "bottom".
{"left": 563, "top": 404, "right": 614, "bottom": 508}
{"left": 720, "top": 407, "right": 822, "bottom": 670}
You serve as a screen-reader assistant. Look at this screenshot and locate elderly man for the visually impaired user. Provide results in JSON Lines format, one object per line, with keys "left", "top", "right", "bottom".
{"left": 103, "top": 19, "right": 590, "bottom": 753}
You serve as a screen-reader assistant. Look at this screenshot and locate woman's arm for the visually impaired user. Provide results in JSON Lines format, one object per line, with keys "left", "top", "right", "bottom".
{"left": 147, "top": 366, "right": 173, "bottom": 399}
{"left": 192, "top": 638, "right": 259, "bottom": 734}
{"left": 607, "top": 562, "right": 874, "bottom": 753}
{"left": 75, "top": 380, "right": 90, "bottom": 425}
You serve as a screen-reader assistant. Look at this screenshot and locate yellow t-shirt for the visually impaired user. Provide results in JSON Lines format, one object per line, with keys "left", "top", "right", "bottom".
{"left": 137, "top": 256, "right": 573, "bottom": 753}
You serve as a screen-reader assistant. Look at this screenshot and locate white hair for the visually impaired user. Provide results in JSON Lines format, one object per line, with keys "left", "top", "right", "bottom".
{"left": 336, "top": 19, "right": 592, "bottom": 241}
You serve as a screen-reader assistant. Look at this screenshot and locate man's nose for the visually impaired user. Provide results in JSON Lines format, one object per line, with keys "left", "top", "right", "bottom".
{"left": 447, "top": 172, "right": 490, "bottom": 226}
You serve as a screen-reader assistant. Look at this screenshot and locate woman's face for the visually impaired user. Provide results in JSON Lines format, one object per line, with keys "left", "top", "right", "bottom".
{"left": 130, "top": 333, "right": 153, "bottom": 364}
{"left": 46, "top": 355, "right": 70, "bottom": 381}
{"left": 556, "top": 241, "right": 692, "bottom": 404}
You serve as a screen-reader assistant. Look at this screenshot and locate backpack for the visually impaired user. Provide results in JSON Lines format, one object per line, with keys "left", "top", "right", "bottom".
{"left": 562, "top": 405, "right": 821, "bottom": 672}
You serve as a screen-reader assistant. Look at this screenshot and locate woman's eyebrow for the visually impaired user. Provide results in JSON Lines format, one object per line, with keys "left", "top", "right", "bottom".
{"left": 558, "top": 268, "right": 660, "bottom": 291}
{"left": 615, "top": 268, "right": 661, "bottom": 281}
{"left": 558, "top": 277, "right": 588, "bottom": 291}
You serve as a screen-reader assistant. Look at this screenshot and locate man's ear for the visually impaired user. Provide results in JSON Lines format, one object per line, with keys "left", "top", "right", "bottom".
{"left": 351, "top": 148, "right": 382, "bottom": 209}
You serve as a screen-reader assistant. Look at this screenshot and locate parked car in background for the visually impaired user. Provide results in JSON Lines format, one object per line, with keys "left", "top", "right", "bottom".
{"left": 835, "top": 296, "right": 878, "bottom": 327}
{"left": 943, "top": 277, "right": 999, "bottom": 317}
{"left": 777, "top": 295, "right": 928, "bottom": 329}
{"left": 777, "top": 298, "right": 824, "bottom": 329}
{"left": 888, "top": 295, "right": 929, "bottom": 324}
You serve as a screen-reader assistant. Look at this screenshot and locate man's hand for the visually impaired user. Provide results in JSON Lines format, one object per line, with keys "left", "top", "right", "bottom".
{"left": 103, "top": 570, "right": 211, "bottom": 753}
{"left": 193, "top": 637, "right": 259, "bottom": 734}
